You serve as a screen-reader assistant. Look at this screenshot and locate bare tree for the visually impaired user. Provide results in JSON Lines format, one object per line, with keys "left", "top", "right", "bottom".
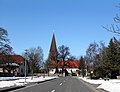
{"left": 44, "top": 59, "right": 50, "bottom": 76}
{"left": 23, "top": 46, "right": 43, "bottom": 75}
{"left": 68, "top": 55, "right": 77, "bottom": 60}
{"left": 0, "top": 55, "right": 14, "bottom": 75}
{"left": 80, "top": 56, "right": 85, "bottom": 77}
{"left": 58, "top": 45, "right": 70, "bottom": 74}
{"left": 85, "top": 41, "right": 106, "bottom": 67}
{"left": 58, "top": 45, "right": 70, "bottom": 61}
{"left": 103, "top": 3, "right": 120, "bottom": 35}
{"left": 86, "top": 42, "right": 99, "bottom": 66}
{"left": 0, "top": 27, "right": 13, "bottom": 76}
{"left": 0, "top": 27, "right": 13, "bottom": 54}
{"left": 0, "top": 27, "right": 9, "bottom": 44}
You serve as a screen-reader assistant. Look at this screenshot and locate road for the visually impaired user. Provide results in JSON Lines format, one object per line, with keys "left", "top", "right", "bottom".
{"left": 11, "top": 77, "right": 95, "bottom": 92}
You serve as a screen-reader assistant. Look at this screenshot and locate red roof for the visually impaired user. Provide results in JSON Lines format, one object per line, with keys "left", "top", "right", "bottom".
{"left": 0, "top": 54, "right": 25, "bottom": 64}
{"left": 11, "top": 55, "right": 25, "bottom": 64}
{"left": 49, "top": 60, "right": 80, "bottom": 68}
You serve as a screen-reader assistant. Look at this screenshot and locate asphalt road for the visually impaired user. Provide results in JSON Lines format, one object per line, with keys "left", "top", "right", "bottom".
{"left": 11, "top": 76, "right": 95, "bottom": 92}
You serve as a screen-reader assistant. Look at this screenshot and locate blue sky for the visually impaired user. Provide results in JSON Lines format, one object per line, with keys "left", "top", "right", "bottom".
{"left": 0, "top": 0, "right": 119, "bottom": 59}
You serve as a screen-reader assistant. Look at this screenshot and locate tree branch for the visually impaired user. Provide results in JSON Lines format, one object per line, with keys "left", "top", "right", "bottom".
{"left": 103, "top": 25, "right": 120, "bottom": 35}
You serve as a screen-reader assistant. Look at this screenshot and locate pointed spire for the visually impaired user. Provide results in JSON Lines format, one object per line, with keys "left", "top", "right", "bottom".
{"left": 49, "top": 33, "right": 58, "bottom": 63}
{"left": 50, "top": 33, "right": 57, "bottom": 52}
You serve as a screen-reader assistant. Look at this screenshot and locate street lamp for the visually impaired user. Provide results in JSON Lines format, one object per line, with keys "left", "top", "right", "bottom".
{"left": 25, "top": 49, "right": 28, "bottom": 83}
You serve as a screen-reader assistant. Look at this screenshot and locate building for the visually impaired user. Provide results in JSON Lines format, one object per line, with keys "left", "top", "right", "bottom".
{"left": 49, "top": 60, "right": 80, "bottom": 75}
{"left": 48, "top": 33, "right": 80, "bottom": 75}
{"left": 0, "top": 54, "right": 29, "bottom": 77}
{"left": 48, "top": 33, "right": 58, "bottom": 74}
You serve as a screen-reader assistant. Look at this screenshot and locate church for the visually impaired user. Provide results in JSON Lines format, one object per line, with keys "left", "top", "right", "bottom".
{"left": 48, "top": 33, "right": 80, "bottom": 76}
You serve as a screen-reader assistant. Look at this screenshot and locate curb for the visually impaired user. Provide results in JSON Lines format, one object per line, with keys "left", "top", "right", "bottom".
{"left": 36, "top": 78, "right": 57, "bottom": 84}
{"left": 0, "top": 86, "right": 25, "bottom": 92}
{"left": 0, "top": 78, "right": 57, "bottom": 92}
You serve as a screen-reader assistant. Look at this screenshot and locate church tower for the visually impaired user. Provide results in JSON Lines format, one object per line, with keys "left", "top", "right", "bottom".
{"left": 48, "top": 33, "right": 58, "bottom": 66}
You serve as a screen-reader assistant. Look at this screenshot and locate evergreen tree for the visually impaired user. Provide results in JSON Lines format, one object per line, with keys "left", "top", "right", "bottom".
{"left": 113, "top": 37, "right": 120, "bottom": 74}
{"left": 103, "top": 38, "right": 119, "bottom": 78}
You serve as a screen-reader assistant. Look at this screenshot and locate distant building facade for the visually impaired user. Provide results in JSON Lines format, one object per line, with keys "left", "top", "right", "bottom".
{"left": 49, "top": 60, "right": 80, "bottom": 75}
{"left": 0, "top": 54, "right": 29, "bottom": 77}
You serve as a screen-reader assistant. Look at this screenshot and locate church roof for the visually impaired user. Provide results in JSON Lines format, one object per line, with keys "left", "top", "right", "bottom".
{"left": 49, "top": 60, "right": 80, "bottom": 68}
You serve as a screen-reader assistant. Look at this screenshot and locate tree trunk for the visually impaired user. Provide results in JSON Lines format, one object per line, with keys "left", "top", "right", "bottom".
{"left": 55, "top": 67, "right": 58, "bottom": 74}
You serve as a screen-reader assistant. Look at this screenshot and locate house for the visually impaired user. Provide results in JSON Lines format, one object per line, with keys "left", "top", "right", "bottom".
{"left": 49, "top": 60, "right": 80, "bottom": 75}
{"left": 0, "top": 54, "right": 29, "bottom": 77}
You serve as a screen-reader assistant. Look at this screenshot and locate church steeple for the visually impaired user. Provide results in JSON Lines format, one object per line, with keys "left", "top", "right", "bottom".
{"left": 49, "top": 33, "right": 57, "bottom": 53}
{"left": 49, "top": 33, "right": 58, "bottom": 63}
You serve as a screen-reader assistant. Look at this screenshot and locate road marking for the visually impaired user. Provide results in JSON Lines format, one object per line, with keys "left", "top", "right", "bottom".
{"left": 60, "top": 83, "right": 62, "bottom": 86}
{"left": 63, "top": 80, "right": 66, "bottom": 82}
{"left": 51, "top": 89, "right": 55, "bottom": 92}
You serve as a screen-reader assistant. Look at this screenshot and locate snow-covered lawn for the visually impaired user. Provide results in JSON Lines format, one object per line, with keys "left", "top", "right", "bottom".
{"left": 79, "top": 77, "right": 120, "bottom": 92}
{"left": 0, "top": 76, "right": 58, "bottom": 89}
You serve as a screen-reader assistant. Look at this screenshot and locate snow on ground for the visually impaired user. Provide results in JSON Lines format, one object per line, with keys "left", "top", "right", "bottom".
{"left": 1, "top": 76, "right": 120, "bottom": 92}
{"left": 0, "top": 76, "right": 58, "bottom": 88}
{"left": 79, "top": 77, "right": 120, "bottom": 92}
{"left": 0, "top": 77, "right": 20, "bottom": 81}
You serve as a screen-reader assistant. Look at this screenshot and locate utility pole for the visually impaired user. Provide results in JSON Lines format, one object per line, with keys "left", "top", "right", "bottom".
{"left": 25, "top": 49, "right": 28, "bottom": 83}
